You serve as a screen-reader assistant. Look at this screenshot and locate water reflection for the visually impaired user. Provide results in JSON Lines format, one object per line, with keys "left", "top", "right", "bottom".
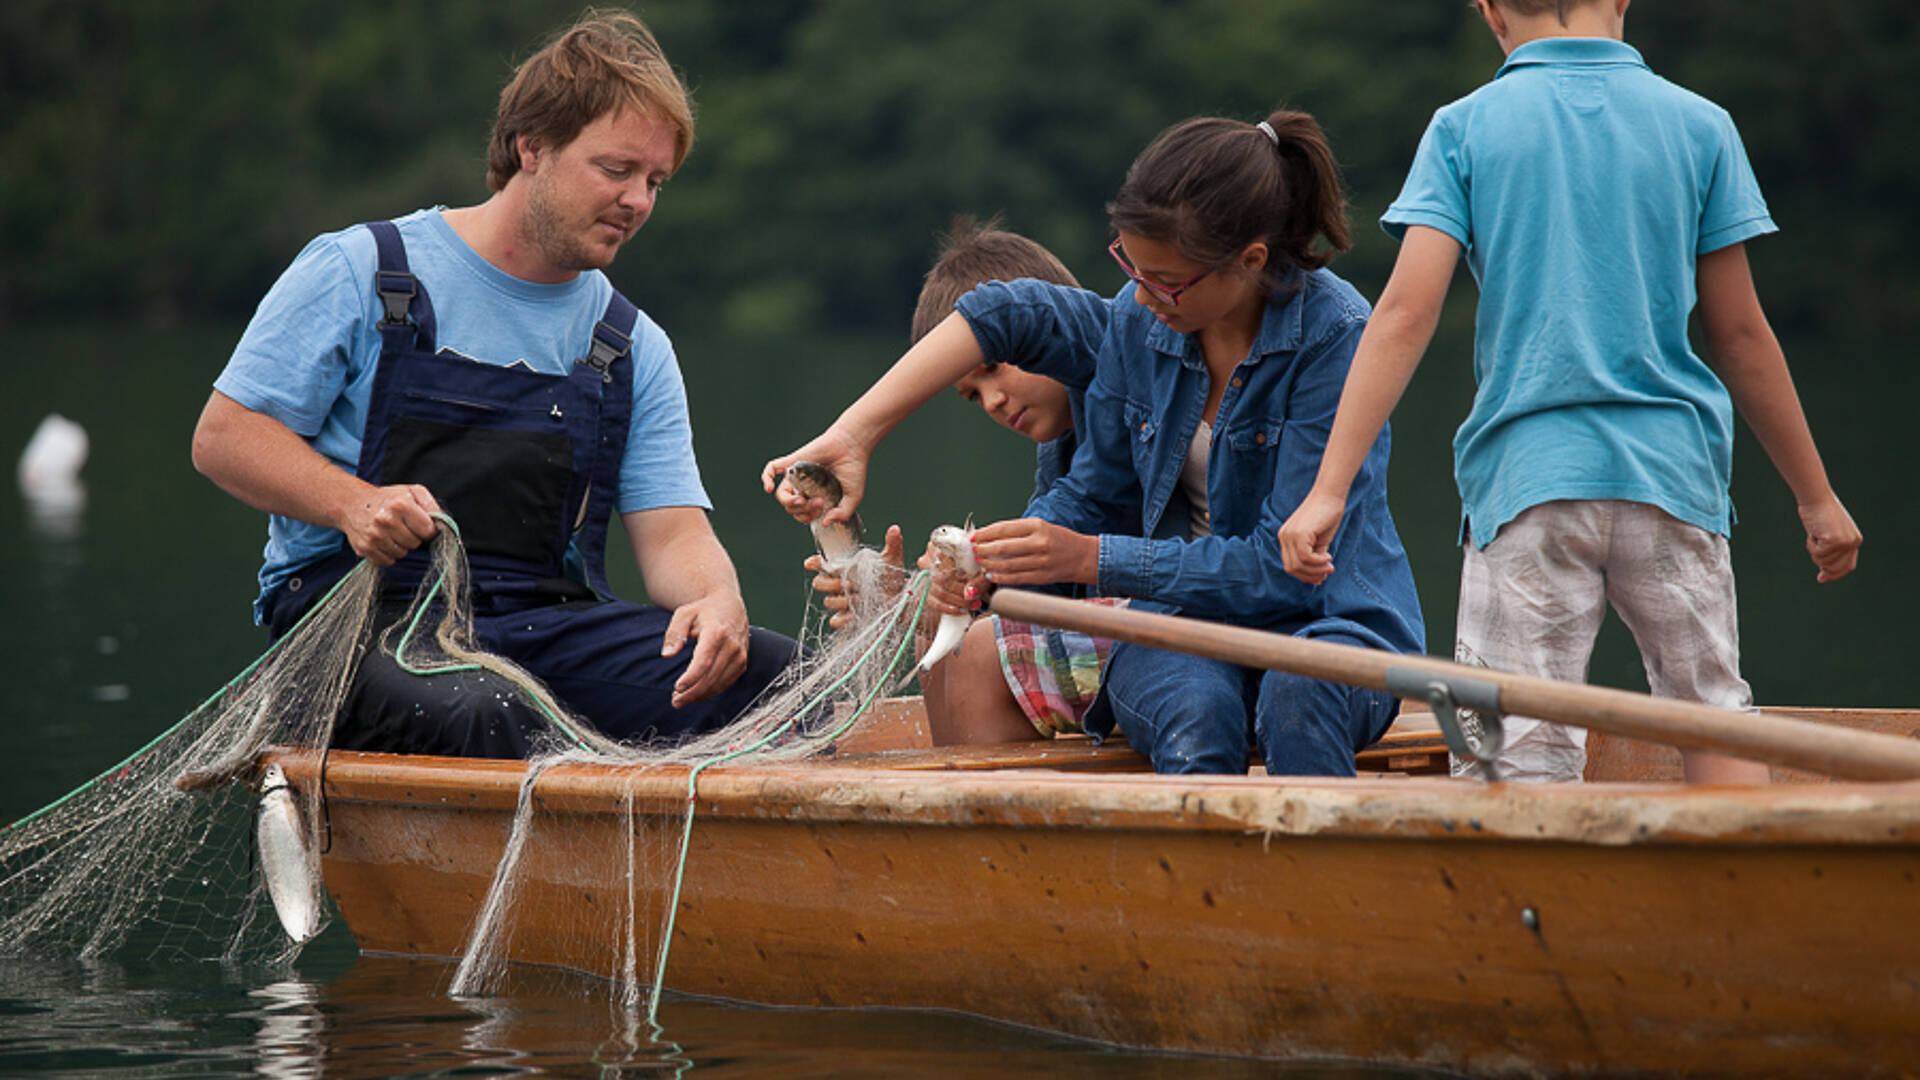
{"left": 0, "top": 955, "right": 256, "bottom": 1076}
{"left": 323, "top": 957, "right": 1466, "bottom": 1078}
{"left": 21, "top": 481, "right": 87, "bottom": 546}
{"left": 250, "top": 980, "right": 324, "bottom": 1080}
{"left": 0, "top": 951, "right": 1466, "bottom": 1078}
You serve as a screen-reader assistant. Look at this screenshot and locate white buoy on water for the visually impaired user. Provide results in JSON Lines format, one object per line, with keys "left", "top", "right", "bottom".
{"left": 17, "top": 413, "right": 89, "bottom": 540}
{"left": 255, "top": 763, "right": 323, "bottom": 944}
{"left": 17, "top": 413, "right": 89, "bottom": 493}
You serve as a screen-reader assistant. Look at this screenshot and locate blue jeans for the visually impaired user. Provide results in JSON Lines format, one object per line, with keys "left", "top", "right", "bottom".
{"left": 1099, "top": 635, "right": 1399, "bottom": 776}
{"left": 300, "top": 596, "right": 798, "bottom": 759}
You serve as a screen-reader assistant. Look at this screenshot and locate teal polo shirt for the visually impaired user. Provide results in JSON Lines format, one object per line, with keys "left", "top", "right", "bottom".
{"left": 1383, "top": 38, "right": 1776, "bottom": 548}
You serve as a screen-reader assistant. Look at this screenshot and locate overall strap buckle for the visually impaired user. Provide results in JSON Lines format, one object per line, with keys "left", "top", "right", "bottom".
{"left": 375, "top": 270, "right": 417, "bottom": 326}
{"left": 580, "top": 319, "right": 632, "bottom": 383}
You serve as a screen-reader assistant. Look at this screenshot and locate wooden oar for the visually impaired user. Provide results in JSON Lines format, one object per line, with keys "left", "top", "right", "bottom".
{"left": 987, "top": 588, "right": 1920, "bottom": 782}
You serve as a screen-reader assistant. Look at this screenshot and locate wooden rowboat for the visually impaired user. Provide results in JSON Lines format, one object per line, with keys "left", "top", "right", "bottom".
{"left": 285, "top": 696, "right": 1920, "bottom": 1079}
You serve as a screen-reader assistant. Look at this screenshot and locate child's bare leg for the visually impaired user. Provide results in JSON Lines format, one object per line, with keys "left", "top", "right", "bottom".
{"left": 1681, "top": 750, "right": 1772, "bottom": 785}
{"left": 925, "top": 618, "right": 1039, "bottom": 745}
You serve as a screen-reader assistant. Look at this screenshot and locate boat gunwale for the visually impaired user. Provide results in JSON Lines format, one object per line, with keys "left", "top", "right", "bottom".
{"left": 278, "top": 749, "right": 1920, "bottom": 848}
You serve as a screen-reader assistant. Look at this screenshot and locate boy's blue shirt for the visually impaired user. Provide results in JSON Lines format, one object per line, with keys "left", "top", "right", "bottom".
{"left": 958, "top": 276, "right": 1425, "bottom": 655}
{"left": 949, "top": 278, "right": 1100, "bottom": 503}
{"left": 955, "top": 278, "right": 1096, "bottom": 599}
{"left": 1383, "top": 37, "right": 1777, "bottom": 548}
{"left": 215, "top": 208, "right": 710, "bottom": 619}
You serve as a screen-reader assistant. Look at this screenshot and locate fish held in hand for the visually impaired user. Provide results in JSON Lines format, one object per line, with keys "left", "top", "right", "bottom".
{"left": 785, "top": 461, "right": 865, "bottom": 570}
{"left": 918, "top": 524, "right": 980, "bottom": 671}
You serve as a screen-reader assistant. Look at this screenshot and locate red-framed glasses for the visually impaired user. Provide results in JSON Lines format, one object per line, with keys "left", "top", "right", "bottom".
{"left": 1108, "top": 237, "right": 1213, "bottom": 307}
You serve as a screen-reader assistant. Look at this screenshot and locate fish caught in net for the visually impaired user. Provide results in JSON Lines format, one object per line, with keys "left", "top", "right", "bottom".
{"left": 0, "top": 513, "right": 933, "bottom": 1025}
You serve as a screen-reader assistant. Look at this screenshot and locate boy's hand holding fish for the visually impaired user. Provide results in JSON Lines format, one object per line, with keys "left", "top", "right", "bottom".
{"left": 762, "top": 314, "right": 996, "bottom": 528}
{"left": 779, "top": 461, "right": 866, "bottom": 569}
{"left": 762, "top": 431, "right": 869, "bottom": 528}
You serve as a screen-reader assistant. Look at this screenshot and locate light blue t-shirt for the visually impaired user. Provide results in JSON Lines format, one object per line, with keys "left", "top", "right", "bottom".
{"left": 215, "top": 208, "right": 710, "bottom": 617}
{"left": 1382, "top": 38, "right": 1776, "bottom": 548}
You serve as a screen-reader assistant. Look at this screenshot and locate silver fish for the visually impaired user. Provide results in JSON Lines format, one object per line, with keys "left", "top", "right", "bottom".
{"left": 255, "top": 763, "right": 322, "bottom": 945}
{"left": 785, "top": 461, "right": 865, "bottom": 570}
{"left": 918, "top": 523, "right": 980, "bottom": 671}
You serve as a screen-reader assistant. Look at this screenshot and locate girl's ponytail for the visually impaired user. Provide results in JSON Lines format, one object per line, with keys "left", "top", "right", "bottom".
{"left": 1109, "top": 107, "right": 1351, "bottom": 292}
{"left": 1260, "top": 109, "right": 1351, "bottom": 272}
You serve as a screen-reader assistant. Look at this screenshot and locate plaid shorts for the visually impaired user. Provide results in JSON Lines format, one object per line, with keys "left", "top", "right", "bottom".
{"left": 992, "top": 597, "right": 1128, "bottom": 737}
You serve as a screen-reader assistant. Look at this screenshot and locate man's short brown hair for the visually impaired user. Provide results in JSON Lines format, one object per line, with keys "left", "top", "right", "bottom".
{"left": 911, "top": 217, "right": 1079, "bottom": 343}
{"left": 485, "top": 9, "right": 695, "bottom": 193}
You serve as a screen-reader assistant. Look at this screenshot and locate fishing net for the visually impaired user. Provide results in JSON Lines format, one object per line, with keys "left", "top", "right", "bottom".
{"left": 0, "top": 515, "right": 932, "bottom": 1025}
{"left": 440, "top": 532, "right": 930, "bottom": 1024}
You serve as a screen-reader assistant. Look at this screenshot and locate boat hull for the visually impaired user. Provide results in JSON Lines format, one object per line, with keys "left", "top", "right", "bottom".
{"left": 289, "top": 747, "right": 1920, "bottom": 1078}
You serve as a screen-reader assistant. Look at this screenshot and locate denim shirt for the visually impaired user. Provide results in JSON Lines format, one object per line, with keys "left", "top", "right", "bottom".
{"left": 958, "top": 278, "right": 1100, "bottom": 598}
{"left": 957, "top": 276, "right": 1100, "bottom": 504}
{"left": 1030, "top": 405, "right": 1080, "bottom": 504}
{"left": 958, "top": 274, "right": 1424, "bottom": 655}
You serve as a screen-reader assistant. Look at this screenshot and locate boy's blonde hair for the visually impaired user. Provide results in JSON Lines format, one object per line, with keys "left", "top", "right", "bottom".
{"left": 911, "top": 217, "right": 1079, "bottom": 344}
{"left": 485, "top": 9, "right": 695, "bottom": 193}
{"left": 1485, "top": 0, "right": 1589, "bottom": 24}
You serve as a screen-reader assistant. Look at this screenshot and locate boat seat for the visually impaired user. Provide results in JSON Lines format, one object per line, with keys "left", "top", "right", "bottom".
{"left": 835, "top": 697, "right": 1451, "bottom": 776}
{"left": 1352, "top": 709, "right": 1449, "bottom": 775}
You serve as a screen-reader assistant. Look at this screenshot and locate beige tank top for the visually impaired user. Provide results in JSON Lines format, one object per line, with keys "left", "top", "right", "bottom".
{"left": 1181, "top": 420, "right": 1212, "bottom": 538}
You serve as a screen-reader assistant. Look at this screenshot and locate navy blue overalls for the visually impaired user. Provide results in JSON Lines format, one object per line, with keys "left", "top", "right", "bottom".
{"left": 266, "top": 221, "right": 796, "bottom": 757}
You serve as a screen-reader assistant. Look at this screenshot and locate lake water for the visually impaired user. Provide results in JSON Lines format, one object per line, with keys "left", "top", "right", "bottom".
{"left": 2, "top": 318, "right": 1907, "bottom": 1076}
{"left": 0, "top": 950, "right": 1461, "bottom": 1078}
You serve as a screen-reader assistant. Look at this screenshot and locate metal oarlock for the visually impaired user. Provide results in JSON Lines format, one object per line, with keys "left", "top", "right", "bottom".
{"left": 1386, "top": 666, "right": 1506, "bottom": 782}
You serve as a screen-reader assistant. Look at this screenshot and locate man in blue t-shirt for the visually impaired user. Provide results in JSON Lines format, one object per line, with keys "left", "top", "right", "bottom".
{"left": 1277, "top": 0, "right": 1861, "bottom": 782}
{"left": 192, "top": 11, "right": 795, "bottom": 757}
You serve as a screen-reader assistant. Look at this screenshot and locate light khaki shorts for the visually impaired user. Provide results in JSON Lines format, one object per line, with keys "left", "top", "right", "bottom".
{"left": 1452, "top": 500, "right": 1754, "bottom": 782}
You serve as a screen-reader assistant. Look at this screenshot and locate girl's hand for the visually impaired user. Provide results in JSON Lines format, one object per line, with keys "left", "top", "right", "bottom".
{"left": 969, "top": 518, "right": 1099, "bottom": 586}
{"left": 761, "top": 428, "right": 870, "bottom": 526}
{"left": 1277, "top": 489, "right": 1346, "bottom": 585}
{"left": 1799, "top": 496, "right": 1862, "bottom": 583}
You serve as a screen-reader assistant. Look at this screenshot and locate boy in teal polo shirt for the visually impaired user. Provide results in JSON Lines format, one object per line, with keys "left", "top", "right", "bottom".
{"left": 1276, "top": 0, "right": 1862, "bottom": 782}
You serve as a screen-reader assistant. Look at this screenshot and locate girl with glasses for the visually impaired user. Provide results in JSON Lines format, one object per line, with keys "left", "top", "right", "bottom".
{"left": 763, "top": 109, "right": 1425, "bottom": 776}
